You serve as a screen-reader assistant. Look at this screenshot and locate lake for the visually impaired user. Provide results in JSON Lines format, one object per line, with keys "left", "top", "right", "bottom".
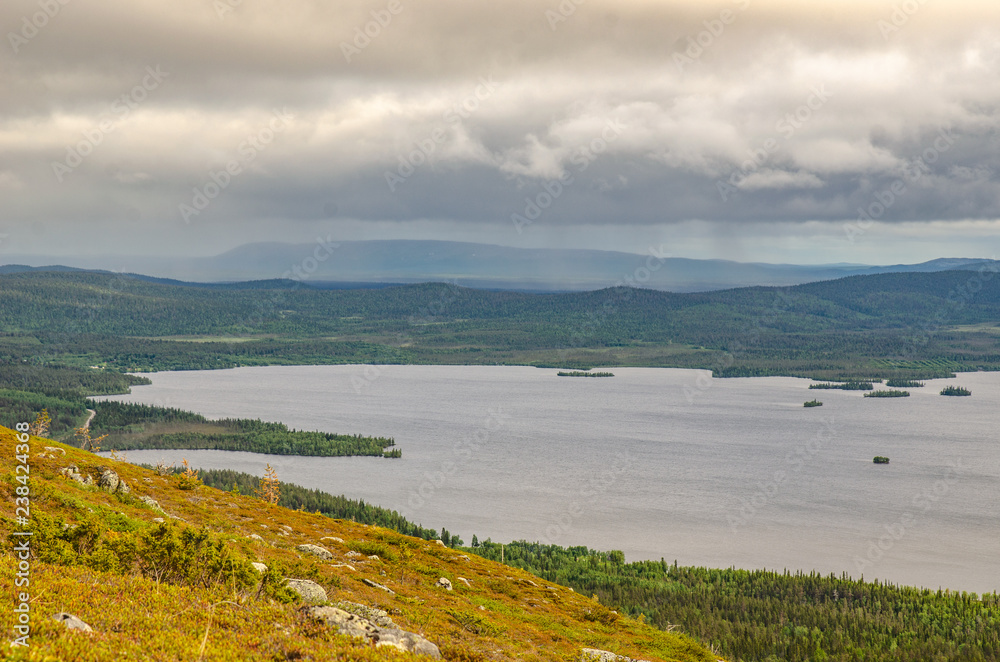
{"left": 98, "top": 365, "right": 1000, "bottom": 594}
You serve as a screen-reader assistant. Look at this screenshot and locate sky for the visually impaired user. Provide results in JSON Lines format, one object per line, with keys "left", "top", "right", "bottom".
{"left": 2, "top": 0, "right": 1000, "bottom": 265}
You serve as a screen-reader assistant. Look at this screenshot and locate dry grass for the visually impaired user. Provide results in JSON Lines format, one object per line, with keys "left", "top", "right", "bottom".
{"left": 0, "top": 426, "right": 720, "bottom": 662}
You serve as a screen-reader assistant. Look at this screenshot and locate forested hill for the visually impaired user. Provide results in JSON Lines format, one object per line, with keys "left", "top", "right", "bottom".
{"left": 1, "top": 268, "right": 998, "bottom": 378}
{"left": 2, "top": 268, "right": 999, "bottom": 332}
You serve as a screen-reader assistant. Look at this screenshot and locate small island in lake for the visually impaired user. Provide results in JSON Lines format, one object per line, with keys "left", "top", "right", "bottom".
{"left": 940, "top": 386, "right": 971, "bottom": 396}
{"left": 809, "top": 381, "right": 874, "bottom": 391}
{"left": 873, "top": 456, "right": 890, "bottom": 464}
{"left": 886, "top": 379, "right": 924, "bottom": 388}
{"left": 557, "top": 371, "right": 615, "bottom": 377}
{"left": 864, "top": 389, "right": 910, "bottom": 398}
{"left": 803, "top": 400, "right": 823, "bottom": 407}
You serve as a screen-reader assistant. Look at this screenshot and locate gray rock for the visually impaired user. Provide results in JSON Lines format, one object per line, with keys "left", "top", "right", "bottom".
{"left": 138, "top": 495, "right": 162, "bottom": 511}
{"left": 321, "top": 536, "right": 344, "bottom": 544}
{"left": 152, "top": 517, "right": 165, "bottom": 524}
{"left": 296, "top": 543, "right": 333, "bottom": 560}
{"left": 361, "top": 578, "right": 395, "bottom": 595}
{"left": 60, "top": 465, "right": 92, "bottom": 486}
{"left": 52, "top": 612, "right": 93, "bottom": 632}
{"left": 285, "top": 578, "right": 328, "bottom": 604}
{"left": 305, "top": 606, "right": 440, "bottom": 659}
{"left": 335, "top": 601, "right": 396, "bottom": 628}
{"left": 433, "top": 539, "right": 446, "bottom": 547}
{"left": 248, "top": 533, "right": 264, "bottom": 542}
{"left": 97, "top": 469, "right": 130, "bottom": 494}
{"left": 345, "top": 550, "right": 363, "bottom": 558}
{"left": 97, "top": 469, "right": 120, "bottom": 492}
{"left": 580, "top": 649, "right": 650, "bottom": 662}
{"left": 436, "top": 577, "right": 453, "bottom": 591}
{"left": 251, "top": 562, "right": 268, "bottom": 574}
{"left": 331, "top": 563, "right": 356, "bottom": 571}
{"left": 457, "top": 577, "right": 472, "bottom": 587}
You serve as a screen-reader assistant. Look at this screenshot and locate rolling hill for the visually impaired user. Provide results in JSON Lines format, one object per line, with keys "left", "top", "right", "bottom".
{"left": 0, "top": 268, "right": 998, "bottom": 378}
{"left": 4, "top": 241, "right": 998, "bottom": 292}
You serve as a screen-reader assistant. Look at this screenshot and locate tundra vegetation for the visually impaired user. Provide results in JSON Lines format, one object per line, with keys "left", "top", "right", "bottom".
{"left": 1, "top": 426, "right": 717, "bottom": 662}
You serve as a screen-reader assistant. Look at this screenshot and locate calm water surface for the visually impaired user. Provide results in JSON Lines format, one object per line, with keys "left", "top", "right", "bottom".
{"left": 99, "top": 365, "right": 1000, "bottom": 593}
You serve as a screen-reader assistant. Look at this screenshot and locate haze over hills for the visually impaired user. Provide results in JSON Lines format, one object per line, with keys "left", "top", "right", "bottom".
{"left": 2, "top": 240, "right": 998, "bottom": 292}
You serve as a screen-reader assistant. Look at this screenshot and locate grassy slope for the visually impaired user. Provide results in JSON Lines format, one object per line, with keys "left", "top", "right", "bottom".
{"left": 0, "top": 426, "right": 719, "bottom": 662}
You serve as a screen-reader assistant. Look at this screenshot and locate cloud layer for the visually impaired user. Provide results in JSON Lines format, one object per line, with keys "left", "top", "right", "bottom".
{"left": 2, "top": 0, "right": 1000, "bottom": 260}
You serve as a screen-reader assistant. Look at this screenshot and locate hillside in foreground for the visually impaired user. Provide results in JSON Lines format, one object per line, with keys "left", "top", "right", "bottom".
{"left": 0, "top": 425, "right": 720, "bottom": 662}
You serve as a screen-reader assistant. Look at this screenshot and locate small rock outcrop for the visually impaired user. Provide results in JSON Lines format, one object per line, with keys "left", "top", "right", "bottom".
{"left": 97, "top": 469, "right": 130, "bottom": 495}
{"left": 305, "top": 606, "right": 440, "bottom": 659}
{"left": 296, "top": 544, "right": 333, "bottom": 560}
{"left": 457, "top": 577, "right": 472, "bottom": 588}
{"left": 52, "top": 612, "right": 93, "bottom": 632}
{"left": 361, "top": 578, "right": 395, "bottom": 595}
{"left": 335, "top": 601, "right": 396, "bottom": 628}
{"left": 436, "top": 577, "right": 453, "bottom": 591}
{"left": 251, "top": 562, "right": 268, "bottom": 574}
{"left": 138, "top": 495, "right": 163, "bottom": 511}
{"left": 285, "top": 579, "right": 328, "bottom": 604}
{"left": 38, "top": 446, "right": 67, "bottom": 459}
{"left": 59, "top": 466, "right": 93, "bottom": 486}
{"left": 580, "top": 649, "right": 649, "bottom": 662}
{"left": 248, "top": 533, "right": 264, "bottom": 542}
{"left": 321, "top": 536, "right": 344, "bottom": 544}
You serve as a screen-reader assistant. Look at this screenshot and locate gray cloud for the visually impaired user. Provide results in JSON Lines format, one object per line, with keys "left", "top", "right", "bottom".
{"left": 1, "top": 0, "right": 1000, "bottom": 260}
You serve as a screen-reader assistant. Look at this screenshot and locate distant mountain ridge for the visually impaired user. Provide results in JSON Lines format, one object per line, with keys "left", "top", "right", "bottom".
{"left": 2, "top": 241, "right": 997, "bottom": 292}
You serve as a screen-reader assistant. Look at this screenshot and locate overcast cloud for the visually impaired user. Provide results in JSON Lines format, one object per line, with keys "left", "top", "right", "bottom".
{"left": 2, "top": 0, "right": 1000, "bottom": 264}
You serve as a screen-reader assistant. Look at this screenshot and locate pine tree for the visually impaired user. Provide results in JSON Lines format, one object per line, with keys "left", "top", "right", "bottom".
{"left": 29, "top": 409, "right": 52, "bottom": 438}
{"left": 75, "top": 426, "right": 107, "bottom": 452}
{"left": 255, "top": 464, "right": 281, "bottom": 505}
